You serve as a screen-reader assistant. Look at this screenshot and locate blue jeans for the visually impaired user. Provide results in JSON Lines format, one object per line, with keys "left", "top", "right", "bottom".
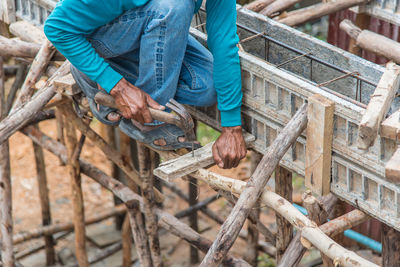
{"left": 81, "top": 0, "right": 216, "bottom": 108}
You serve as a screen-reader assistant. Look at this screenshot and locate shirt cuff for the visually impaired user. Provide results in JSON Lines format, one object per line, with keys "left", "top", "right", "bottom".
{"left": 220, "top": 106, "right": 242, "bottom": 127}
{"left": 96, "top": 65, "right": 123, "bottom": 93}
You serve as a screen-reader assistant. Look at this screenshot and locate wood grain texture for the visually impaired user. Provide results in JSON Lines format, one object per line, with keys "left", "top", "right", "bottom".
{"left": 358, "top": 62, "right": 400, "bottom": 149}
{"left": 382, "top": 223, "right": 400, "bottom": 267}
{"left": 385, "top": 146, "right": 400, "bottom": 184}
{"left": 154, "top": 133, "right": 254, "bottom": 181}
{"left": 380, "top": 109, "right": 400, "bottom": 140}
{"left": 305, "top": 94, "right": 334, "bottom": 196}
{"left": 9, "top": 21, "right": 46, "bottom": 44}
{"left": 53, "top": 73, "right": 81, "bottom": 95}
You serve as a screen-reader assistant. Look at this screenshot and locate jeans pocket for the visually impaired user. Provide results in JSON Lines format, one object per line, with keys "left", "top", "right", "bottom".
{"left": 87, "top": 39, "right": 115, "bottom": 58}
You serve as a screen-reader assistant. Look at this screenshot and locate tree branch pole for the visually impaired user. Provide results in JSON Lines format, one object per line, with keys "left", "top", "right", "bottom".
{"left": 5, "top": 63, "right": 27, "bottom": 113}
{"left": 200, "top": 103, "right": 308, "bottom": 266}
{"left": 244, "top": 0, "right": 276, "bottom": 12}
{"left": 0, "top": 57, "right": 14, "bottom": 267}
{"left": 260, "top": 0, "right": 302, "bottom": 17}
{"left": 0, "top": 61, "right": 70, "bottom": 145}
{"left": 22, "top": 126, "right": 250, "bottom": 267}
{"left": 190, "top": 168, "right": 377, "bottom": 267}
{"left": 188, "top": 175, "right": 199, "bottom": 264}
{"left": 122, "top": 214, "right": 133, "bottom": 267}
{"left": 59, "top": 102, "right": 164, "bottom": 202}
{"left": 138, "top": 143, "right": 162, "bottom": 266}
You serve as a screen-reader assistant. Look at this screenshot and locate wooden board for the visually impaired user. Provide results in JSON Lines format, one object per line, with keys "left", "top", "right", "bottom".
{"left": 153, "top": 133, "right": 255, "bottom": 181}
{"left": 0, "top": 0, "right": 15, "bottom": 24}
{"left": 385, "top": 146, "right": 400, "bottom": 184}
{"left": 305, "top": 94, "right": 334, "bottom": 196}
{"left": 380, "top": 109, "right": 400, "bottom": 141}
{"left": 357, "top": 62, "right": 400, "bottom": 150}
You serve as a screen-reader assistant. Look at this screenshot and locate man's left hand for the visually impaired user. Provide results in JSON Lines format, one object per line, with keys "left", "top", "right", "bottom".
{"left": 212, "top": 126, "right": 247, "bottom": 169}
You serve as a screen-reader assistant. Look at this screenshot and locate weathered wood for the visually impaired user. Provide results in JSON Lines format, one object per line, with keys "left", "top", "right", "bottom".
{"left": 303, "top": 192, "right": 334, "bottom": 267}
{"left": 63, "top": 108, "right": 89, "bottom": 267}
{"left": 260, "top": 0, "right": 301, "bottom": 17}
{"left": 9, "top": 21, "right": 46, "bottom": 43}
{"left": 357, "top": 62, "right": 400, "bottom": 149}
{"left": 382, "top": 223, "right": 400, "bottom": 267}
{"left": 154, "top": 133, "right": 254, "bottom": 181}
{"left": 347, "top": 13, "right": 371, "bottom": 56}
{"left": 0, "top": 36, "right": 63, "bottom": 60}
{"left": 175, "top": 194, "right": 221, "bottom": 219}
{"left": 192, "top": 168, "right": 377, "bottom": 267}
{"left": 68, "top": 242, "right": 123, "bottom": 267}
{"left": 11, "top": 39, "right": 56, "bottom": 112}
{"left": 53, "top": 73, "right": 81, "bottom": 95}
{"left": 188, "top": 176, "right": 199, "bottom": 264}
{"left": 32, "top": 126, "right": 56, "bottom": 265}
{"left": 23, "top": 127, "right": 250, "bottom": 267}
{"left": 0, "top": 61, "right": 70, "bottom": 145}
{"left": 0, "top": 56, "right": 14, "bottom": 267}
{"left": 121, "top": 215, "right": 132, "bottom": 267}
{"left": 125, "top": 200, "right": 153, "bottom": 267}
{"left": 244, "top": 0, "right": 275, "bottom": 12}
{"left": 305, "top": 94, "right": 334, "bottom": 196}
{"left": 275, "top": 166, "right": 293, "bottom": 262}
{"left": 279, "top": 0, "right": 368, "bottom": 27}
{"left": 138, "top": 143, "right": 162, "bottom": 267}
{"left": 385, "top": 146, "right": 400, "bottom": 183}
{"left": 0, "top": 0, "right": 15, "bottom": 24}
{"left": 59, "top": 104, "right": 164, "bottom": 202}
{"left": 199, "top": 103, "right": 308, "bottom": 267}
{"left": 319, "top": 209, "right": 369, "bottom": 237}
{"left": 13, "top": 204, "right": 125, "bottom": 244}
{"left": 5, "top": 63, "right": 27, "bottom": 113}
{"left": 340, "top": 19, "right": 400, "bottom": 64}
{"left": 380, "top": 108, "right": 400, "bottom": 140}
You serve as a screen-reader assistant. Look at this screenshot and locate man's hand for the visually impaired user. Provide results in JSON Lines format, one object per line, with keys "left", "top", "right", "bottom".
{"left": 109, "top": 78, "right": 164, "bottom": 124}
{"left": 212, "top": 126, "right": 247, "bottom": 169}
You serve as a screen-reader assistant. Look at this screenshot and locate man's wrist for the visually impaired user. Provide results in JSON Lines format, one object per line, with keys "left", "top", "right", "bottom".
{"left": 222, "top": 125, "right": 242, "bottom": 134}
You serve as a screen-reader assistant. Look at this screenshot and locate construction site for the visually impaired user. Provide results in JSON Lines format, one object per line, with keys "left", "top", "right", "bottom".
{"left": 1, "top": 0, "right": 400, "bottom": 266}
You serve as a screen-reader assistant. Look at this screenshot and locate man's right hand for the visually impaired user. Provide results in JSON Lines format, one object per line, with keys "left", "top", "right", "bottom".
{"left": 109, "top": 78, "right": 165, "bottom": 124}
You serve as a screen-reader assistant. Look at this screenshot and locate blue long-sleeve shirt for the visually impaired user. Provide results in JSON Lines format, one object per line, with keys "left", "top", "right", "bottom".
{"left": 44, "top": 0, "right": 242, "bottom": 126}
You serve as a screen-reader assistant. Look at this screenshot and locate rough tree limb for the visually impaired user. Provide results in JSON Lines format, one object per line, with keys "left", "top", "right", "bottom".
{"left": 244, "top": 0, "right": 275, "bottom": 12}
{"left": 260, "top": 0, "right": 302, "bottom": 17}
{"left": 199, "top": 103, "right": 308, "bottom": 266}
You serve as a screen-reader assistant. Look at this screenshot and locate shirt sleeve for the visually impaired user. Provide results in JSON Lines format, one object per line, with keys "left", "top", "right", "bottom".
{"left": 44, "top": 0, "right": 147, "bottom": 92}
{"left": 206, "top": 0, "right": 242, "bottom": 127}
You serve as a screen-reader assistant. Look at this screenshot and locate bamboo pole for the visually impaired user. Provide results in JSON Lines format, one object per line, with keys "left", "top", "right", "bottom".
{"left": 200, "top": 103, "right": 308, "bottom": 267}
{"left": 22, "top": 127, "right": 249, "bottom": 266}
{"left": 138, "top": 143, "right": 162, "bottom": 266}
{"left": 63, "top": 108, "right": 89, "bottom": 267}
{"left": 0, "top": 61, "right": 70, "bottom": 145}
{"left": 275, "top": 166, "right": 292, "bottom": 263}
{"left": 32, "top": 126, "right": 56, "bottom": 265}
{"left": 0, "top": 56, "right": 14, "bottom": 267}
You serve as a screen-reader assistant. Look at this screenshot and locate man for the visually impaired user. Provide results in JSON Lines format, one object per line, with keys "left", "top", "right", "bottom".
{"left": 44, "top": 0, "right": 246, "bottom": 169}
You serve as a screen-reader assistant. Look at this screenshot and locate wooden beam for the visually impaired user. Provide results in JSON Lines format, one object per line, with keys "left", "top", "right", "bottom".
{"left": 380, "top": 109, "right": 400, "bottom": 140}
{"left": 385, "top": 146, "right": 400, "bottom": 184}
{"left": 305, "top": 94, "right": 334, "bottom": 196}
{"left": 53, "top": 73, "right": 81, "bottom": 95}
{"left": 154, "top": 133, "right": 254, "bottom": 181}
{"left": 260, "top": 0, "right": 301, "bottom": 17}
{"left": 0, "top": 0, "right": 15, "bottom": 24}
{"left": 382, "top": 224, "right": 400, "bottom": 267}
{"left": 199, "top": 103, "right": 308, "bottom": 266}
{"left": 244, "top": 0, "right": 275, "bottom": 12}
{"left": 9, "top": 21, "right": 46, "bottom": 44}
{"left": 357, "top": 62, "right": 400, "bottom": 150}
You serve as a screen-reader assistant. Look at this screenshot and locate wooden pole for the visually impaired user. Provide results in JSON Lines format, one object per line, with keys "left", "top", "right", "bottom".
{"left": 188, "top": 175, "right": 199, "bottom": 264}
{"left": 199, "top": 103, "right": 308, "bottom": 267}
{"left": 0, "top": 61, "right": 70, "bottom": 145}
{"left": 0, "top": 56, "right": 14, "bottom": 267}
{"left": 121, "top": 215, "right": 132, "bottom": 267}
{"left": 348, "top": 13, "right": 371, "bottom": 56}
{"left": 260, "top": 0, "right": 301, "bottom": 17}
{"left": 138, "top": 143, "right": 162, "bottom": 266}
{"left": 32, "top": 126, "right": 56, "bottom": 265}
{"left": 5, "top": 63, "right": 27, "bottom": 113}
{"left": 275, "top": 165, "right": 293, "bottom": 263}
{"left": 125, "top": 200, "right": 153, "bottom": 267}
{"left": 23, "top": 127, "right": 250, "bottom": 266}
{"left": 62, "top": 107, "right": 89, "bottom": 267}
{"left": 278, "top": 0, "right": 368, "bottom": 27}
{"left": 382, "top": 224, "right": 400, "bottom": 267}
{"left": 244, "top": 0, "right": 275, "bottom": 12}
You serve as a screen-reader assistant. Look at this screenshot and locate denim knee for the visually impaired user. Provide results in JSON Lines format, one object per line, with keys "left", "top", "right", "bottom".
{"left": 148, "top": 0, "right": 194, "bottom": 27}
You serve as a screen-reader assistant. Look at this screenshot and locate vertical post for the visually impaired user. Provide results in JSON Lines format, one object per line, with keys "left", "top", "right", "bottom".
{"left": 382, "top": 224, "right": 400, "bottom": 267}
{"left": 55, "top": 108, "right": 65, "bottom": 165}
{"left": 122, "top": 214, "right": 132, "bottom": 267}
{"left": 348, "top": 13, "right": 370, "bottom": 56}
{"left": 138, "top": 143, "right": 162, "bottom": 266}
{"left": 32, "top": 129, "right": 56, "bottom": 265}
{"left": 275, "top": 165, "right": 293, "bottom": 262}
{"left": 244, "top": 151, "right": 262, "bottom": 265}
{"left": 188, "top": 176, "right": 199, "bottom": 264}
{"left": 0, "top": 56, "right": 14, "bottom": 267}
{"left": 62, "top": 106, "right": 89, "bottom": 267}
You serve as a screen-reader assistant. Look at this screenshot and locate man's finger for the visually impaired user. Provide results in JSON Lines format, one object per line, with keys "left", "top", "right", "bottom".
{"left": 142, "top": 107, "right": 153, "bottom": 124}
{"left": 147, "top": 95, "right": 165, "bottom": 110}
{"left": 212, "top": 144, "right": 224, "bottom": 168}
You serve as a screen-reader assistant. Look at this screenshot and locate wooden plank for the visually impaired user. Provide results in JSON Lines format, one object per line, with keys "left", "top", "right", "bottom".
{"left": 357, "top": 62, "right": 400, "bottom": 150}
{"left": 382, "top": 223, "right": 400, "bottom": 267}
{"left": 305, "top": 94, "right": 334, "bottom": 196}
{"left": 0, "top": 0, "right": 15, "bottom": 24}
{"left": 380, "top": 109, "right": 400, "bottom": 140}
{"left": 54, "top": 73, "right": 81, "bottom": 95}
{"left": 385, "top": 146, "right": 400, "bottom": 184}
{"left": 153, "top": 133, "right": 255, "bottom": 181}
